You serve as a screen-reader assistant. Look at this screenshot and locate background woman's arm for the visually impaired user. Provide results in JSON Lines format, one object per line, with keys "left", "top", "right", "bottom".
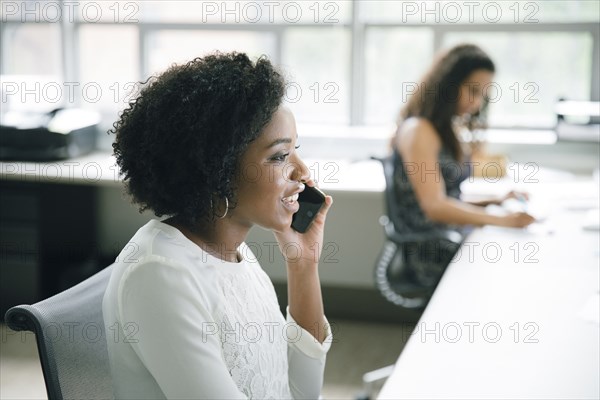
{"left": 396, "top": 119, "right": 534, "bottom": 228}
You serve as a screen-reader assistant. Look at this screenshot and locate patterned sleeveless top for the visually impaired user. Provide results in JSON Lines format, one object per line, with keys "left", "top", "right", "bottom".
{"left": 392, "top": 145, "right": 471, "bottom": 235}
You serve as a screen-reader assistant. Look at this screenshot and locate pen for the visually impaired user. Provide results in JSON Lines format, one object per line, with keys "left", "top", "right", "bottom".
{"left": 515, "top": 193, "right": 528, "bottom": 213}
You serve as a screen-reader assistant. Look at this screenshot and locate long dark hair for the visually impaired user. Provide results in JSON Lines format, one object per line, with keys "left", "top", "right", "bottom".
{"left": 398, "top": 44, "right": 495, "bottom": 160}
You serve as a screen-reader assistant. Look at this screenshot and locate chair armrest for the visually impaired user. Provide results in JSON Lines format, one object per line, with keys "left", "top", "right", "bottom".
{"left": 5, "top": 305, "right": 61, "bottom": 400}
{"left": 5, "top": 305, "right": 39, "bottom": 332}
{"left": 356, "top": 364, "right": 395, "bottom": 400}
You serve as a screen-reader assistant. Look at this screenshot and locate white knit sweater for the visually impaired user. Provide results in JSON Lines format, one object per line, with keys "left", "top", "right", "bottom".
{"left": 102, "top": 219, "right": 332, "bottom": 399}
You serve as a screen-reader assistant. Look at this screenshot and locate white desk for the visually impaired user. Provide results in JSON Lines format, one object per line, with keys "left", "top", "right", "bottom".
{"left": 0, "top": 151, "right": 121, "bottom": 187}
{"left": 379, "top": 180, "right": 600, "bottom": 399}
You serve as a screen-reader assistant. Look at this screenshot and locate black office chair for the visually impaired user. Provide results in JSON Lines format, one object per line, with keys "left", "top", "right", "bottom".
{"left": 4, "top": 264, "right": 115, "bottom": 400}
{"left": 372, "top": 153, "right": 463, "bottom": 310}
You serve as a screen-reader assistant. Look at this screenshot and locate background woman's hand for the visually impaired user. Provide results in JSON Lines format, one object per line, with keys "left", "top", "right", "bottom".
{"left": 273, "top": 179, "right": 333, "bottom": 268}
{"left": 500, "top": 190, "right": 530, "bottom": 204}
{"left": 499, "top": 211, "right": 536, "bottom": 228}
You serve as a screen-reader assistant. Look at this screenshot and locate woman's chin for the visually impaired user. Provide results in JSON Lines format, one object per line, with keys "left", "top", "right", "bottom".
{"left": 257, "top": 216, "right": 293, "bottom": 234}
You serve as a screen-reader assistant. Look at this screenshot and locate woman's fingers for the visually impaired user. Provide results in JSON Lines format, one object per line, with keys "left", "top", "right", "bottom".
{"left": 303, "top": 178, "right": 316, "bottom": 188}
{"left": 319, "top": 195, "right": 333, "bottom": 218}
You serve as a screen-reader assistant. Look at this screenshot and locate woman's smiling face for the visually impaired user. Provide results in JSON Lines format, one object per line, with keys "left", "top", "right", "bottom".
{"left": 230, "top": 106, "right": 310, "bottom": 232}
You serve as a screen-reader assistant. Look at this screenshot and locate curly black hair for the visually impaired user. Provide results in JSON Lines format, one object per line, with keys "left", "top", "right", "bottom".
{"left": 110, "top": 52, "right": 286, "bottom": 228}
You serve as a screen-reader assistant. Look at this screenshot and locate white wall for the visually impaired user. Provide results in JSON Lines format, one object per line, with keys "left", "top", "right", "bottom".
{"left": 95, "top": 165, "right": 388, "bottom": 289}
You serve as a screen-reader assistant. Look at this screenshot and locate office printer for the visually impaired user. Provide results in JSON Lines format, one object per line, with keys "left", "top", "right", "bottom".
{"left": 555, "top": 100, "right": 600, "bottom": 143}
{"left": 0, "top": 108, "right": 100, "bottom": 161}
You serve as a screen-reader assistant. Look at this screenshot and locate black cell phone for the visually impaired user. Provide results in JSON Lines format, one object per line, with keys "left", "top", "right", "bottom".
{"left": 291, "top": 185, "right": 326, "bottom": 233}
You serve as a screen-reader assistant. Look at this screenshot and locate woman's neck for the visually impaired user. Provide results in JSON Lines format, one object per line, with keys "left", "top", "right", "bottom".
{"left": 163, "top": 217, "right": 248, "bottom": 263}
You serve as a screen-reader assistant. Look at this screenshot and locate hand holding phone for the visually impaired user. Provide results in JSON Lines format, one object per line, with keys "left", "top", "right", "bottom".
{"left": 291, "top": 185, "right": 326, "bottom": 233}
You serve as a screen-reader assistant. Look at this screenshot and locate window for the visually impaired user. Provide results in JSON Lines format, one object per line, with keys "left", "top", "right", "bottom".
{"left": 359, "top": 0, "right": 600, "bottom": 23}
{"left": 282, "top": 27, "right": 351, "bottom": 124}
{"left": 1, "top": 22, "right": 62, "bottom": 113}
{"left": 146, "top": 30, "right": 276, "bottom": 75}
{"left": 2, "top": 23, "right": 62, "bottom": 75}
{"left": 1, "top": 0, "right": 598, "bottom": 134}
{"left": 443, "top": 31, "right": 594, "bottom": 128}
{"left": 357, "top": 0, "right": 599, "bottom": 127}
{"left": 364, "top": 27, "right": 434, "bottom": 124}
{"left": 78, "top": 24, "right": 139, "bottom": 116}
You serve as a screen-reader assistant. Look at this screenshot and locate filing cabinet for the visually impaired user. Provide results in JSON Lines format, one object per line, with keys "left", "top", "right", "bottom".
{"left": 0, "top": 181, "right": 97, "bottom": 317}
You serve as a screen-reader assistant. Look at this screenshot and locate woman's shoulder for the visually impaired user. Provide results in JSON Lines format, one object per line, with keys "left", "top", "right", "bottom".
{"left": 399, "top": 117, "right": 439, "bottom": 139}
{"left": 108, "top": 254, "right": 198, "bottom": 298}
{"left": 396, "top": 117, "right": 441, "bottom": 152}
{"left": 107, "top": 220, "right": 219, "bottom": 291}
{"left": 108, "top": 220, "right": 192, "bottom": 267}
{"left": 105, "top": 252, "right": 222, "bottom": 318}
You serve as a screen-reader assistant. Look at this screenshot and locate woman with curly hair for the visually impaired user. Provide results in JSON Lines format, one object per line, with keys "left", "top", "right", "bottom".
{"left": 392, "top": 44, "right": 535, "bottom": 286}
{"left": 102, "top": 52, "right": 333, "bottom": 399}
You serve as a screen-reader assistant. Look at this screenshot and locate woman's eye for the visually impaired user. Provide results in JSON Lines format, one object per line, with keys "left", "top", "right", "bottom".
{"left": 271, "top": 153, "right": 290, "bottom": 162}
{"left": 270, "top": 145, "right": 298, "bottom": 162}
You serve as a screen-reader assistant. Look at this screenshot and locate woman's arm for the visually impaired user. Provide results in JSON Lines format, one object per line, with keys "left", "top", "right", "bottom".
{"left": 465, "top": 198, "right": 502, "bottom": 207}
{"left": 273, "top": 189, "right": 334, "bottom": 399}
{"left": 396, "top": 119, "right": 534, "bottom": 228}
{"left": 274, "top": 188, "right": 334, "bottom": 344}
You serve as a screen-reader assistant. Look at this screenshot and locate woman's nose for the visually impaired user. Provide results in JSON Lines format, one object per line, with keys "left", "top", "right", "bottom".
{"left": 473, "top": 95, "right": 484, "bottom": 111}
{"left": 288, "top": 154, "right": 310, "bottom": 182}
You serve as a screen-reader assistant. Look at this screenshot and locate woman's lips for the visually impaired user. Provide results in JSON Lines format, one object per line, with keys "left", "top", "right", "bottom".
{"left": 281, "top": 192, "right": 300, "bottom": 212}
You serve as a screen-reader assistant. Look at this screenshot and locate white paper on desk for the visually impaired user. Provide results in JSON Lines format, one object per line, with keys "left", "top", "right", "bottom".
{"left": 525, "top": 222, "right": 556, "bottom": 235}
{"left": 564, "top": 198, "right": 600, "bottom": 211}
{"left": 577, "top": 293, "right": 600, "bottom": 325}
{"left": 582, "top": 209, "right": 600, "bottom": 231}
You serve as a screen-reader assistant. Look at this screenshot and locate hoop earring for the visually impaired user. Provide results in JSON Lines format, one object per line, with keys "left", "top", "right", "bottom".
{"left": 212, "top": 196, "right": 229, "bottom": 219}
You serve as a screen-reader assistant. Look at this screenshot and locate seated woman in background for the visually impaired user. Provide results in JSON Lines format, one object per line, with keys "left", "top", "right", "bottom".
{"left": 102, "top": 52, "right": 333, "bottom": 399}
{"left": 392, "top": 44, "right": 535, "bottom": 285}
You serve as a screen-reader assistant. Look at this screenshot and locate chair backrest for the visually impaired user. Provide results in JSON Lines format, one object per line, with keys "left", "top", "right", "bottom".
{"left": 373, "top": 153, "right": 404, "bottom": 235}
{"left": 373, "top": 153, "right": 463, "bottom": 244}
{"left": 372, "top": 153, "right": 463, "bottom": 308}
{"left": 5, "top": 264, "right": 115, "bottom": 400}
